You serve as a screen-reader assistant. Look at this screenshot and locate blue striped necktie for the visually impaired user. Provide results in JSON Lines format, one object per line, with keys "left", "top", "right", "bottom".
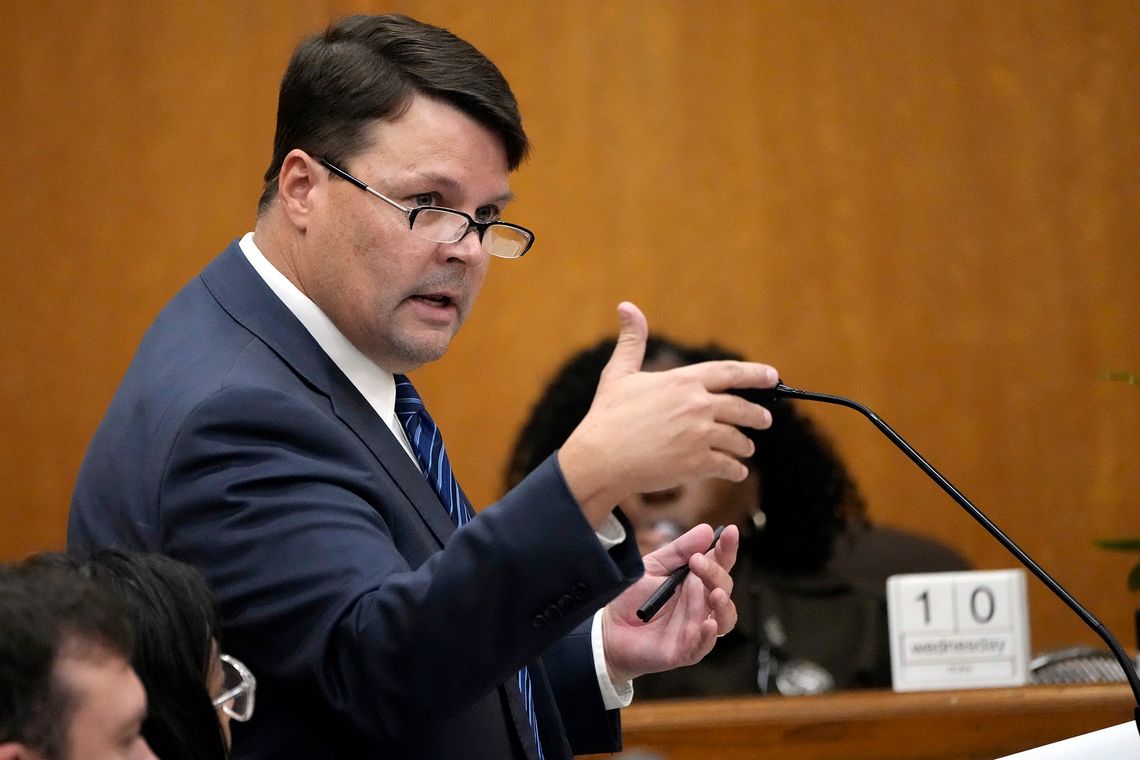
{"left": 393, "top": 375, "right": 545, "bottom": 759}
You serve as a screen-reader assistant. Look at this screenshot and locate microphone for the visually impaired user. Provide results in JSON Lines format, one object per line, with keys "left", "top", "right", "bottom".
{"left": 763, "top": 380, "right": 1140, "bottom": 735}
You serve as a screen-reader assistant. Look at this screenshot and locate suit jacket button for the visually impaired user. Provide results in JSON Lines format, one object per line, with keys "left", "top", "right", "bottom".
{"left": 571, "top": 581, "right": 590, "bottom": 600}
{"left": 544, "top": 605, "right": 561, "bottom": 623}
{"left": 558, "top": 594, "right": 575, "bottom": 613}
{"left": 531, "top": 614, "right": 547, "bottom": 628}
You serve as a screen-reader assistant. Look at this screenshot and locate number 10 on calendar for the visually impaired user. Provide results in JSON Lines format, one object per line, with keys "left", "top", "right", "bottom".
{"left": 887, "top": 569, "right": 1031, "bottom": 691}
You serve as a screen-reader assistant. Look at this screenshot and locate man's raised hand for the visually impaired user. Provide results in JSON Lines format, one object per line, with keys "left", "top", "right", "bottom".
{"left": 557, "top": 302, "right": 778, "bottom": 526}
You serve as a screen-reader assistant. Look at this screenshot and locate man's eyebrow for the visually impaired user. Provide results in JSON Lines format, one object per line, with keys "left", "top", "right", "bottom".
{"left": 411, "top": 171, "right": 515, "bottom": 205}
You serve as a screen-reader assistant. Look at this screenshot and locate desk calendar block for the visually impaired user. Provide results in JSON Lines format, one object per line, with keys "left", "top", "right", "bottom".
{"left": 887, "top": 569, "right": 1030, "bottom": 691}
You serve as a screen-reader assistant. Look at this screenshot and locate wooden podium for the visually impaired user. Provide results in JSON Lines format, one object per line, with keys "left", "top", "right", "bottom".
{"left": 581, "top": 683, "right": 1135, "bottom": 759}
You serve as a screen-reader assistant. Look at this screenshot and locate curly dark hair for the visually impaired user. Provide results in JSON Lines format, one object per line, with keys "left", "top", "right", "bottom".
{"left": 504, "top": 335, "right": 867, "bottom": 574}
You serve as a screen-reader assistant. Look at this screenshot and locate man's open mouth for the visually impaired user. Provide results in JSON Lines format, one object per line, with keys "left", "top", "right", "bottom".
{"left": 412, "top": 293, "right": 454, "bottom": 308}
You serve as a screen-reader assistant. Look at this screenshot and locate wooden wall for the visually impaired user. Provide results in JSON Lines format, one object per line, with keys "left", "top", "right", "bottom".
{"left": 2, "top": 0, "right": 1137, "bottom": 659}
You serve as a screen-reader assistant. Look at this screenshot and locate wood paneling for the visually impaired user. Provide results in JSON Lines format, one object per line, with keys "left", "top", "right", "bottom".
{"left": 581, "top": 684, "right": 1137, "bottom": 759}
{"left": 2, "top": 1, "right": 1137, "bottom": 659}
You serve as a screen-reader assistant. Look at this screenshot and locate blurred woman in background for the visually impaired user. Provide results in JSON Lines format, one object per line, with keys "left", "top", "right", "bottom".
{"left": 507, "top": 335, "right": 967, "bottom": 696}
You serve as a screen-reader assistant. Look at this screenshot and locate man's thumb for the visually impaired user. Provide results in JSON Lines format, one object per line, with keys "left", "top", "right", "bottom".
{"left": 600, "top": 302, "right": 648, "bottom": 382}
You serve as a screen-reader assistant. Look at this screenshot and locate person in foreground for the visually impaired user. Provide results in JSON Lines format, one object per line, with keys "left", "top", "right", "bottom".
{"left": 24, "top": 550, "right": 254, "bottom": 760}
{"left": 0, "top": 563, "right": 157, "bottom": 760}
{"left": 68, "top": 13, "right": 778, "bottom": 760}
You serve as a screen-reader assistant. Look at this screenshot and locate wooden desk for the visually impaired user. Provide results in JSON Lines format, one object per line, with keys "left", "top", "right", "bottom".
{"left": 582, "top": 684, "right": 1135, "bottom": 759}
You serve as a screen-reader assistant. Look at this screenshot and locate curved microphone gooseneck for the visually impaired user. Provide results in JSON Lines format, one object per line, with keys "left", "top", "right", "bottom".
{"left": 764, "top": 381, "right": 1140, "bottom": 733}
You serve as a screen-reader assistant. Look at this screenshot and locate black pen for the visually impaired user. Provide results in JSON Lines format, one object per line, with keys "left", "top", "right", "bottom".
{"left": 636, "top": 525, "right": 726, "bottom": 623}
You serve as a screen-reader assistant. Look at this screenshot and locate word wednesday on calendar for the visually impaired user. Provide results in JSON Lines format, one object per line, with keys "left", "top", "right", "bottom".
{"left": 887, "top": 569, "right": 1031, "bottom": 691}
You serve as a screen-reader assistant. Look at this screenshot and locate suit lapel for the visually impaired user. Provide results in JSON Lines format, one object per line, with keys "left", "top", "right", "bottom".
{"left": 326, "top": 378, "right": 458, "bottom": 544}
{"left": 199, "top": 240, "right": 457, "bottom": 546}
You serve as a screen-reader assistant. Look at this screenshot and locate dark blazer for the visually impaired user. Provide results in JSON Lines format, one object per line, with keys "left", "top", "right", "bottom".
{"left": 69, "top": 240, "right": 642, "bottom": 759}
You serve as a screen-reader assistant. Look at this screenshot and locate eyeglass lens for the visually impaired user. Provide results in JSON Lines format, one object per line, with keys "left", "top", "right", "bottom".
{"left": 484, "top": 227, "right": 530, "bottom": 259}
{"left": 411, "top": 209, "right": 530, "bottom": 258}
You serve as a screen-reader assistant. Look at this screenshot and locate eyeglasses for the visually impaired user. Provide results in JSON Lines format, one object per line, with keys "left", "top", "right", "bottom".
{"left": 317, "top": 158, "right": 535, "bottom": 259}
{"left": 211, "top": 653, "right": 256, "bottom": 722}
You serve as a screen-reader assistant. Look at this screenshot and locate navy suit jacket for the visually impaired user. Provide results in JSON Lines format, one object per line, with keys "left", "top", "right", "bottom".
{"left": 69, "top": 240, "right": 643, "bottom": 759}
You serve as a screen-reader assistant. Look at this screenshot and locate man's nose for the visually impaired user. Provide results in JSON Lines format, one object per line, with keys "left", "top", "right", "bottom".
{"left": 443, "top": 225, "right": 487, "bottom": 263}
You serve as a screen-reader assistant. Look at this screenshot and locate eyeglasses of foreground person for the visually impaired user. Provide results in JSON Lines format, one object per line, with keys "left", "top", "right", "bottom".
{"left": 211, "top": 653, "right": 256, "bottom": 722}
{"left": 317, "top": 157, "right": 535, "bottom": 259}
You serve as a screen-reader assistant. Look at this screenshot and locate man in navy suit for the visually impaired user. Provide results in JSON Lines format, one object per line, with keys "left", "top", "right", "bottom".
{"left": 68, "top": 14, "right": 777, "bottom": 760}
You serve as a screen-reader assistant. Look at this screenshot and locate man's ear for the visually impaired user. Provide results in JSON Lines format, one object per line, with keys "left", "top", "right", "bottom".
{"left": 276, "top": 149, "right": 321, "bottom": 231}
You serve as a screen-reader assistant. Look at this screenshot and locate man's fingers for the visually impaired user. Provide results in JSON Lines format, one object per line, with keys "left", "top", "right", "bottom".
{"left": 598, "top": 302, "right": 648, "bottom": 385}
{"left": 709, "top": 588, "right": 737, "bottom": 636}
{"left": 674, "top": 360, "right": 779, "bottom": 394}
{"left": 689, "top": 547, "right": 735, "bottom": 599}
{"left": 710, "top": 524, "right": 740, "bottom": 575}
{"left": 707, "top": 424, "right": 756, "bottom": 461}
{"left": 690, "top": 527, "right": 738, "bottom": 636}
{"left": 642, "top": 523, "right": 716, "bottom": 575}
{"left": 711, "top": 392, "right": 772, "bottom": 432}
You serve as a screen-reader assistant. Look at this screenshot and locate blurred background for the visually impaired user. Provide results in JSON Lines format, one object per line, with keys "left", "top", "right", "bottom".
{"left": 1, "top": 0, "right": 1137, "bottom": 660}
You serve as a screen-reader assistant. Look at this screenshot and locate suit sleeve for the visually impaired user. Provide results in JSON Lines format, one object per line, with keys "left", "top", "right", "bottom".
{"left": 542, "top": 510, "right": 640, "bottom": 755}
{"left": 156, "top": 383, "right": 641, "bottom": 744}
{"left": 543, "top": 620, "right": 622, "bottom": 754}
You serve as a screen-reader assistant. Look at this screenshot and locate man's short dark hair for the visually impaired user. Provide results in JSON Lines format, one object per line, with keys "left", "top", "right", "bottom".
{"left": 0, "top": 563, "right": 133, "bottom": 760}
{"left": 258, "top": 13, "right": 529, "bottom": 215}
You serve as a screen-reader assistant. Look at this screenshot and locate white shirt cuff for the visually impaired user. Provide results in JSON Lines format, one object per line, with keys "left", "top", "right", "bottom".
{"left": 595, "top": 513, "right": 626, "bottom": 550}
{"left": 592, "top": 609, "right": 633, "bottom": 709}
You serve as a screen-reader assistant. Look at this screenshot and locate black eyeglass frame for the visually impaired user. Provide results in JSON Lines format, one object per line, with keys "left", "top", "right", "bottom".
{"left": 316, "top": 158, "right": 535, "bottom": 259}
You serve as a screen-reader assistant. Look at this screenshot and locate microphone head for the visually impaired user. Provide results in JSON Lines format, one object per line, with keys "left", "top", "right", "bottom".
{"left": 747, "top": 380, "right": 795, "bottom": 408}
